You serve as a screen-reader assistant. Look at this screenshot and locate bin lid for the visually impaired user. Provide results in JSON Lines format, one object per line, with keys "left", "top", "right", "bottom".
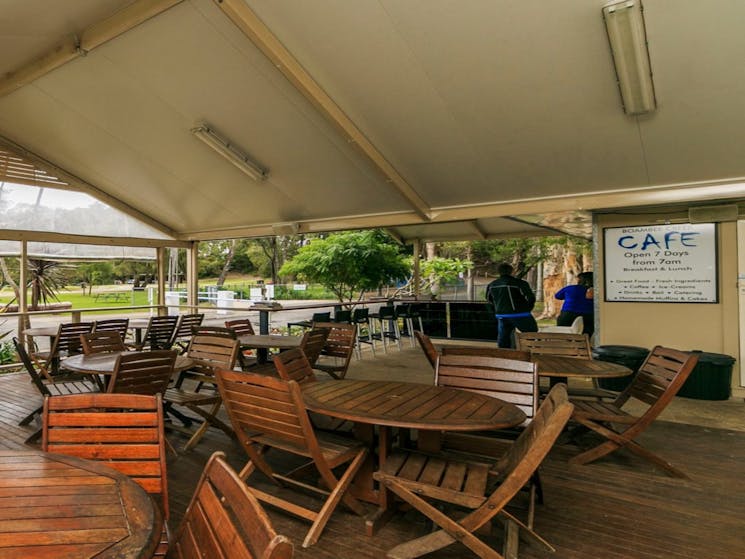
{"left": 593, "top": 345, "right": 649, "bottom": 358}
{"left": 691, "top": 351, "right": 736, "bottom": 365}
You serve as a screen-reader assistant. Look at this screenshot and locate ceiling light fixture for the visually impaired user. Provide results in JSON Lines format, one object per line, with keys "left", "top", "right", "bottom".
{"left": 191, "top": 123, "right": 268, "bottom": 181}
{"left": 602, "top": 0, "right": 656, "bottom": 115}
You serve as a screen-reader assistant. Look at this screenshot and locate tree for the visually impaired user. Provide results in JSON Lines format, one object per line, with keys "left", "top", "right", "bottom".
{"left": 279, "top": 230, "right": 409, "bottom": 304}
{"left": 395, "top": 256, "right": 471, "bottom": 298}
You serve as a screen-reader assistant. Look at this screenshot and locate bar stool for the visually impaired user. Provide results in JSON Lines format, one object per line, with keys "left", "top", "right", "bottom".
{"left": 370, "top": 305, "right": 400, "bottom": 352}
{"left": 351, "top": 308, "right": 376, "bottom": 359}
{"left": 333, "top": 309, "right": 352, "bottom": 323}
{"left": 396, "top": 304, "right": 424, "bottom": 348}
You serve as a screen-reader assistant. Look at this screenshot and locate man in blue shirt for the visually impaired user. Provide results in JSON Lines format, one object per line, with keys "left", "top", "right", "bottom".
{"left": 555, "top": 271, "right": 594, "bottom": 337}
{"left": 485, "top": 263, "right": 538, "bottom": 348}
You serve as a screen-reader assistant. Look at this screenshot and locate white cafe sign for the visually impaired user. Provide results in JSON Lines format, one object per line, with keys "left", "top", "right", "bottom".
{"left": 603, "top": 223, "right": 718, "bottom": 303}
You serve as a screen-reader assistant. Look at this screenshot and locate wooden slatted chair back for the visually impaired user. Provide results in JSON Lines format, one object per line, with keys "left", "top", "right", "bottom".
{"left": 142, "top": 316, "right": 179, "bottom": 350}
{"left": 168, "top": 451, "right": 293, "bottom": 559}
{"left": 516, "top": 331, "right": 592, "bottom": 358}
{"left": 312, "top": 322, "right": 357, "bottom": 379}
{"left": 414, "top": 331, "right": 438, "bottom": 369}
{"left": 224, "top": 318, "right": 255, "bottom": 336}
{"left": 171, "top": 314, "right": 205, "bottom": 352}
{"left": 173, "top": 313, "right": 205, "bottom": 339}
{"left": 216, "top": 370, "right": 317, "bottom": 456}
{"left": 193, "top": 326, "right": 237, "bottom": 339}
{"left": 300, "top": 326, "right": 330, "bottom": 367}
{"left": 186, "top": 334, "right": 240, "bottom": 381}
{"left": 618, "top": 345, "right": 699, "bottom": 414}
{"left": 81, "top": 331, "right": 127, "bottom": 354}
{"left": 273, "top": 348, "right": 317, "bottom": 384}
{"left": 42, "top": 393, "right": 169, "bottom": 518}
{"left": 441, "top": 346, "right": 531, "bottom": 361}
{"left": 52, "top": 322, "right": 95, "bottom": 356}
{"left": 93, "top": 318, "right": 130, "bottom": 340}
{"left": 436, "top": 353, "right": 539, "bottom": 424}
{"left": 108, "top": 350, "right": 177, "bottom": 396}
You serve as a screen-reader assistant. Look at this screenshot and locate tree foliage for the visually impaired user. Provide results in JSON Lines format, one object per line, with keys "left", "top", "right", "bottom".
{"left": 279, "top": 230, "right": 409, "bottom": 303}
{"left": 396, "top": 256, "right": 471, "bottom": 297}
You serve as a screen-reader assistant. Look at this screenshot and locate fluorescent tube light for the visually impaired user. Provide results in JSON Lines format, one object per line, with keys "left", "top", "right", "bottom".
{"left": 191, "top": 123, "right": 268, "bottom": 181}
{"left": 602, "top": 0, "right": 656, "bottom": 115}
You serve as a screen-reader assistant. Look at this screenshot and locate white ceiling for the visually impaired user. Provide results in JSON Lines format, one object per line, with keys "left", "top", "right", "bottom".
{"left": 1, "top": 0, "right": 745, "bottom": 241}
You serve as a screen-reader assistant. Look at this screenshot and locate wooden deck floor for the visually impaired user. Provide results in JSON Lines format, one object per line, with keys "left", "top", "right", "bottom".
{"left": 1, "top": 370, "right": 744, "bottom": 559}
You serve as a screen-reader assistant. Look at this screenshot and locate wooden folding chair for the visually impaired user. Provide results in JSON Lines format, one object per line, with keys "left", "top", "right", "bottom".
{"left": 215, "top": 369, "right": 368, "bottom": 548}
{"left": 225, "top": 318, "right": 258, "bottom": 369}
{"left": 569, "top": 346, "right": 699, "bottom": 478}
{"left": 373, "top": 384, "right": 573, "bottom": 559}
{"left": 30, "top": 322, "right": 94, "bottom": 379}
{"left": 42, "top": 393, "right": 170, "bottom": 554}
{"left": 272, "top": 347, "right": 318, "bottom": 384}
{"left": 435, "top": 352, "right": 542, "bottom": 525}
{"left": 14, "top": 338, "right": 96, "bottom": 443}
{"left": 171, "top": 313, "right": 205, "bottom": 353}
{"left": 107, "top": 350, "right": 177, "bottom": 396}
{"left": 81, "top": 330, "right": 127, "bottom": 354}
{"left": 92, "top": 318, "right": 130, "bottom": 341}
{"left": 414, "top": 331, "right": 438, "bottom": 370}
{"left": 165, "top": 451, "right": 293, "bottom": 559}
{"left": 164, "top": 334, "right": 239, "bottom": 450}
{"left": 128, "top": 315, "right": 178, "bottom": 351}
{"left": 312, "top": 321, "right": 356, "bottom": 379}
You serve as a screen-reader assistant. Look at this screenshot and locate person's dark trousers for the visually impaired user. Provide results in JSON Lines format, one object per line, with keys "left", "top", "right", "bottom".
{"left": 497, "top": 316, "right": 538, "bottom": 348}
{"left": 557, "top": 311, "right": 594, "bottom": 338}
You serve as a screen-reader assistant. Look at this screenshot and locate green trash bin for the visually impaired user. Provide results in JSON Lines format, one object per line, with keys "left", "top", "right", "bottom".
{"left": 677, "top": 351, "right": 736, "bottom": 400}
{"left": 593, "top": 345, "right": 650, "bottom": 392}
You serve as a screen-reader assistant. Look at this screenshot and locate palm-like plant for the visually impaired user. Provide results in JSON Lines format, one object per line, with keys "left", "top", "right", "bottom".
{"left": 26, "top": 259, "right": 64, "bottom": 310}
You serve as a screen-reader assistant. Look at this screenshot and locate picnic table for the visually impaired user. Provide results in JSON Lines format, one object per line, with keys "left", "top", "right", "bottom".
{"left": 94, "top": 292, "right": 130, "bottom": 303}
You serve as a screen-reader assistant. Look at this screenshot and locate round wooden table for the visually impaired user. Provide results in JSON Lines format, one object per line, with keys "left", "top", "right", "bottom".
{"left": 303, "top": 379, "right": 526, "bottom": 431}
{"left": 21, "top": 326, "right": 59, "bottom": 338}
{"left": 0, "top": 449, "right": 162, "bottom": 558}
{"left": 302, "top": 379, "right": 526, "bottom": 534}
{"left": 64, "top": 352, "right": 194, "bottom": 375}
{"left": 238, "top": 334, "right": 303, "bottom": 363}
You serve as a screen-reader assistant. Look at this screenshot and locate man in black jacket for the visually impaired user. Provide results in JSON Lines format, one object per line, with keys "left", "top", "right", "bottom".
{"left": 485, "top": 263, "right": 538, "bottom": 348}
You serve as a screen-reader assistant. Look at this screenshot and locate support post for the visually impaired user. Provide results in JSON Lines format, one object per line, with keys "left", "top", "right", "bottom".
{"left": 18, "top": 241, "right": 28, "bottom": 344}
{"left": 412, "top": 239, "right": 421, "bottom": 300}
{"left": 186, "top": 241, "right": 199, "bottom": 310}
{"left": 156, "top": 247, "right": 167, "bottom": 315}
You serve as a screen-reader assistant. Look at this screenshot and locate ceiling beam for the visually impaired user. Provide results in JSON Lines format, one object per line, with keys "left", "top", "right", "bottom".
{"left": 0, "top": 0, "right": 184, "bottom": 97}
{"left": 213, "top": 0, "right": 432, "bottom": 221}
{"left": 469, "top": 220, "right": 487, "bottom": 240}
{"left": 0, "top": 229, "right": 190, "bottom": 248}
{"left": 0, "top": 135, "right": 178, "bottom": 238}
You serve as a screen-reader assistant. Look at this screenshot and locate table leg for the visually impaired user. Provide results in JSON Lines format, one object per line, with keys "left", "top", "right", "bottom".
{"left": 365, "top": 425, "right": 395, "bottom": 536}
{"left": 257, "top": 311, "right": 270, "bottom": 362}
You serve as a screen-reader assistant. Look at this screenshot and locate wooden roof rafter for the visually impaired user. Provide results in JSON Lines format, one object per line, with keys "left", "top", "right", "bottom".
{"left": 0, "top": 148, "right": 68, "bottom": 189}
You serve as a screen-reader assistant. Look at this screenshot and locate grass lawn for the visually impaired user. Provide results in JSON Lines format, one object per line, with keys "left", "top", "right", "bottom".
{"left": 0, "top": 286, "right": 154, "bottom": 314}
